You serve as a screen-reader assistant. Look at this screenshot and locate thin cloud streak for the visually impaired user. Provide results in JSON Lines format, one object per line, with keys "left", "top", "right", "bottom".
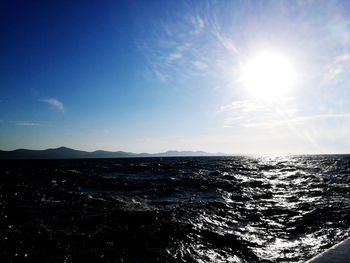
{"left": 228, "top": 113, "right": 350, "bottom": 128}
{"left": 41, "top": 98, "right": 64, "bottom": 112}
{"left": 15, "top": 121, "right": 42, "bottom": 126}
{"left": 219, "top": 100, "right": 262, "bottom": 113}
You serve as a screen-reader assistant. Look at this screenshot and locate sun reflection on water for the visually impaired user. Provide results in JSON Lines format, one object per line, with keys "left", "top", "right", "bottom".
{"left": 175, "top": 155, "right": 350, "bottom": 262}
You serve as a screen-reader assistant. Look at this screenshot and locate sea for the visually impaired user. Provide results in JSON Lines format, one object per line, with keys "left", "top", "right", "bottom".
{"left": 1, "top": 155, "right": 350, "bottom": 262}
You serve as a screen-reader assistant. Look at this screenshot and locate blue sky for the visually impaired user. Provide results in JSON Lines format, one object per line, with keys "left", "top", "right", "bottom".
{"left": 1, "top": 0, "right": 350, "bottom": 154}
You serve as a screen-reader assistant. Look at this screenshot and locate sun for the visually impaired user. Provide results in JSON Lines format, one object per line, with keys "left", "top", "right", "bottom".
{"left": 239, "top": 50, "right": 296, "bottom": 102}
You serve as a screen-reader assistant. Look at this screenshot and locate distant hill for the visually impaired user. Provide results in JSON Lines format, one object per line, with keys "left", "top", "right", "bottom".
{"left": 0, "top": 147, "right": 227, "bottom": 160}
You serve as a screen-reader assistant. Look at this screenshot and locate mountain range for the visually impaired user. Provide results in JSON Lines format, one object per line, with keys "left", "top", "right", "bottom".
{"left": 0, "top": 147, "right": 227, "bottom": 160}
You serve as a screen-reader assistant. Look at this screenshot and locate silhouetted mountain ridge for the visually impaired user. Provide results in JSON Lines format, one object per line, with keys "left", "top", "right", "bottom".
{"left": 0, "top": 147, "right": 226, "bottom": 160}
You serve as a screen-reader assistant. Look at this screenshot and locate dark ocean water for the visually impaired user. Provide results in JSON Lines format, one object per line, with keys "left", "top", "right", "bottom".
{"left": 1, "top": 155, "right": 350, "bottom": 262}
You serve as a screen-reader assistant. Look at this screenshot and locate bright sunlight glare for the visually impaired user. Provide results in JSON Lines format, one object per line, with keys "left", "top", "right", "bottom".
{"left": 240, "top": 51, "right": 296, "bottom": 102}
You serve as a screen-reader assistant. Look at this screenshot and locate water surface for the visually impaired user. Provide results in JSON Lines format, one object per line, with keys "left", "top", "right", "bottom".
{"left": 1, "top": 155, "right": 350, "bottom": 262}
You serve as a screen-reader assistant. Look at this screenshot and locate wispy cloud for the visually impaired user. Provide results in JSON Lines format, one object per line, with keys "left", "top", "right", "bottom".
{"left": 166, "top": 52, "right": 183, "bottom": 62}
{"left": 223, "top": 116, "right": 245, "bottom": 128}
{"left": 193, "top": 60, "right": 208, "bottom": 71}
{"left": 219, "top": 100, "right": 262, "bottom": 113}
{"left": 153, "top": 69, "right": 168, "bottom": 83}
{"left": 322, "top": 53, "right": 350, "bottom": 85}
{"left": 218, "top": 98, "right": 348, "bottom": 130}
{"left": 15, "top": 121, "right": 42, "bottom": 126}
{"left": 137, "top": 10, "right": 222, "bottom": 83}
{"left": 41, "top": 98, "right": 64, "bottom": 112}
{"left": 213, "top": 30, "right": 238, "bottom": 55}
{"left": 246, "top": 113, "right": 350, "bottom": 128}
{"left": 225, "top": 112, "right": 350, "bottom": 128}
{"left": 190, "top": 15, "right": 205, "bottom": 35}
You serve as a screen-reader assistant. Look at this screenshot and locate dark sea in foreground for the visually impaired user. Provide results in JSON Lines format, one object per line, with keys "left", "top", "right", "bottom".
{"left": 1, "top": 155, "right": 350, "bottom": 262}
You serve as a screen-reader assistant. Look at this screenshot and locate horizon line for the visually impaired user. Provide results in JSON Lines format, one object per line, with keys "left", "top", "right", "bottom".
{"left": 0, "top": 146, "right": 349, "bottom": 156}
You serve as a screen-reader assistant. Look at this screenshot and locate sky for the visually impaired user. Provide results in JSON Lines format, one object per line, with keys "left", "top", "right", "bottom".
{"left": 1, "top": 0, "right": 350, "bottom": 154}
